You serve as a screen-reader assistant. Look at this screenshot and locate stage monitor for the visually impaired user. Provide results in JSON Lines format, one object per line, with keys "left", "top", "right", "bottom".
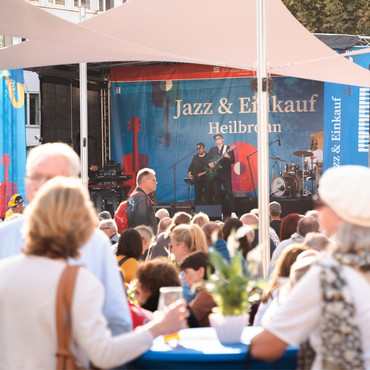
{"left": 195, "top": 205, "right": 222, "bottom": 220}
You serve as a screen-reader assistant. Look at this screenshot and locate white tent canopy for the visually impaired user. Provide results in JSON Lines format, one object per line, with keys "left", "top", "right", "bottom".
{"left": 1, "top": 0, "right": 370, "bottom": 87}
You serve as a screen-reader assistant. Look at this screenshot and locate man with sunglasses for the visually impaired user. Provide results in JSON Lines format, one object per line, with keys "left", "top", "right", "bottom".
{"left": 188, "top": 142, "right": 212, "bottom": 205}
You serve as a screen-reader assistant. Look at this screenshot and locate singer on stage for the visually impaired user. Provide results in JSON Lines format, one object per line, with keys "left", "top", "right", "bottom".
{"left": 188, "top": 143, "right": 213, "bottom": 205}
{"left": 208, "top": 134, "right": 236, "bottom": 217}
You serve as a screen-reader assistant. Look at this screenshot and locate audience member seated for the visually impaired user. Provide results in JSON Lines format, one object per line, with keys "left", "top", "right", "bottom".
{"left": 269, "top": 216, "right": 319, "bottom": 275}
{"left": 157, "top": 217, "right": 172, "bottom": 236}
{"left": 304, "top": 209, "right": 319, "bottom": 222}
{"left": 191, "top": 212, "right": 210, "bottom": 228}
{"left": 134, "top": 225, "right": 154, "bottom": 261}
{"left": 180, "top": 252, "right": 216, "bottom": 327}
{"left": 170, "top": 223, "right": 208, "bottom": 302}
{"left": 134, "top": 259, "right": 181, "bottom": 312}
{"left": 155, "top": 208, "right": 170, "bottom": 220}
{"left": 222, "top": 217, "right": 252, "bottom": 259}
{"left": 170, "top": 224, "right": 208, "bottom": 263}
{"left": 147, "top": 211, "right": 191, "bottom": 260}
{"left": 279, "top": 213, "right": 302, "bottom": 242}
{"left": 240, "top": 213, "right": 277, "bottom": 255}
{"left": 146, "top": 217, "right": 172, "bottom": 260}
{"left": 202, "top": 222, "right": 229, "bottom": 260}
{"left": 202, "top": 222, "right": 235, "bottom": 261}
{"left": 253, "top": 244, "right": 309, "bottom": 326}
{"left": 0, "top": 177, "right": 188, "bottom": 369}
{"left": 303, "top": 231, "right": 333, "bottom": 253}
{"left": 98, "top": 219, "right": 120, "bottom": 245}
{"left": 116, "top": 228, "right": 142, "bottom": 284}
{"left": 98, "top": 210, "right": 112, "bottom": 221}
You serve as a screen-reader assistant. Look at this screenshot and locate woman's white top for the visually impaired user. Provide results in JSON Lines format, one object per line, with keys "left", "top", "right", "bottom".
{"left": 0, "top": 254, "right": 153, "bottom": 369}
{"left": 265, "top": 265, "right": 370, "bottom": 369}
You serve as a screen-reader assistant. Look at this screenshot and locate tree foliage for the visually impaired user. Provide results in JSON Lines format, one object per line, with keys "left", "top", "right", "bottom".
{"left": 282, "top": 0, "right": 370, "bottom": 36}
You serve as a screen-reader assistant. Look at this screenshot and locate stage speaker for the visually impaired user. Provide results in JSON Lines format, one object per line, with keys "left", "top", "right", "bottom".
{"left": 195, "top": 205, "right": 222, "bottom": 220}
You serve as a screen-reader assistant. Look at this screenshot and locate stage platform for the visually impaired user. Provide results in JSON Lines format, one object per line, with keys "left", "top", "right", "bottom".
{"left": 155, "top": 197, "right": 314, "bottom": 220}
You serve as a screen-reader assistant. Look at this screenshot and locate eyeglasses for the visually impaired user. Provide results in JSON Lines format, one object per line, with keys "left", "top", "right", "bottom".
{"left": 197, "top": 147, "right": 203, "bottom": 150}
{"left": 100, "top": 227, "right": 111, "bottom": 230}
{"left": 26, "top": 173, "right": 55, "bottom": 183}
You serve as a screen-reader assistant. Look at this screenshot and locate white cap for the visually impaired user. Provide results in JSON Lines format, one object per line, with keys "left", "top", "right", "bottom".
{"left": 319, "top": 165, "right": 370, "bottom": 227}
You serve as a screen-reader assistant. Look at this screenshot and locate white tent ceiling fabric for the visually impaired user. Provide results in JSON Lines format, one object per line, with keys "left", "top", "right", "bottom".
{"left": 0, "top": 0, "right": 370, "bottom": 87}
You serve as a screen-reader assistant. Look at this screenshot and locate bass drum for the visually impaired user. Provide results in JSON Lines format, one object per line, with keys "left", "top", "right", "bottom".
{"left": 271, "top": 174, "right": 301, "bottom": 198}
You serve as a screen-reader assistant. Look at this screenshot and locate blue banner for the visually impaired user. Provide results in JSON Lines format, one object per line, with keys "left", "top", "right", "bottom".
{"left": 110, "top": 65, "right": 324, "bottom": 203}
{"left": 323, "top": 50, "right": 370, "bottom": 169}
{"left": 0, "top": 69, "right": 27, "bottom": 218}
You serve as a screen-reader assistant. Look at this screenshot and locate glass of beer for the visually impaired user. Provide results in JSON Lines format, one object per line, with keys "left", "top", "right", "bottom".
{"left": 157, "top": 286, "right": 183, "bottom": 347}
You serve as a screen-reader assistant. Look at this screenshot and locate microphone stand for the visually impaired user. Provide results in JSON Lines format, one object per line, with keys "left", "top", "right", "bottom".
{"left": 169, "top": 149, "right": 197, "bottom": 209}
{"left": 246, "top": 150, "right": 258, "bottom": 198}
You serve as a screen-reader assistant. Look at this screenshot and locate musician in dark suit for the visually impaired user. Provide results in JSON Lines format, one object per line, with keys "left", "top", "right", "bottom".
{"left": 188, "top": 143, "right": 213, "bottom": 205}
{"left": 208, "top": 134, "right": 236, "bottom": 216}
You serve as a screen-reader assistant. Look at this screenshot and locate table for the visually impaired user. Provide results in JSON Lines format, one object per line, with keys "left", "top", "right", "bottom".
{"left": 129, "top": 327, "right": 298, "bottom": 369}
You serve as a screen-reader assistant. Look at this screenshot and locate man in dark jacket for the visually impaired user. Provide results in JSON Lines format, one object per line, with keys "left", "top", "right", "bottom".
{"left": 127, "top": 168, "right": 157, "bottom": 235}
{"left": 188, "top": 142, "right": 212, "bottom": 205}
{"left": 207, "top": 134, "right": 236, "bottom": 216}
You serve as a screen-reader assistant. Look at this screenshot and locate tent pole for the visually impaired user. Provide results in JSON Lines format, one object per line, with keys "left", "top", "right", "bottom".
{"left": 256, "top": 0, "right": 270, "bottom": 278}
{"left": 79, "top": 5, "right": 88, "bottom": 189}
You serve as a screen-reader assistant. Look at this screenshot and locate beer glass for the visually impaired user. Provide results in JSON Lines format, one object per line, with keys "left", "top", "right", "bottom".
{"left": 157, "top": 286, "right": 183, "bottom": 346}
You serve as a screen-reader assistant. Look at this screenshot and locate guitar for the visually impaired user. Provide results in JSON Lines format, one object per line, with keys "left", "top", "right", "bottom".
{"left": 206, "top": 145, "right": 236, "bottom": 179}
{"left": 188, "top": 170, "right": 207, "bottom": 185}
{"left": 189, "top": 145, "right": 236, "bottom": 183}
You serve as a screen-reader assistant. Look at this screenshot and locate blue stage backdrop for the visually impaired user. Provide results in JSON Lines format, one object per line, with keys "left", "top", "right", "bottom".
{"left": 110, "top": 61, "right": 368, "bottom": 204}
{"left": 0, "top": 69, "right": 27, "bottom": 218}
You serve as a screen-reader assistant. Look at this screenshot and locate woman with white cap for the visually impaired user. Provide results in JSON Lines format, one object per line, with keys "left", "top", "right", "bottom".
{"left": 250, "top": 165, "right": 370, "bottom": 369}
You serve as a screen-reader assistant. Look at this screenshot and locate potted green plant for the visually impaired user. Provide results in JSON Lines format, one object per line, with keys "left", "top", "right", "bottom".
{"left": 206, "top": 226, "right": 262, "bottom": 344}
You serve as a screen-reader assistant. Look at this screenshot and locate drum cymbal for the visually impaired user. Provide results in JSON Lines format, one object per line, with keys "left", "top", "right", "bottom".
{"left": 270, "top": 156, "right": 287, "bottom": 162}
{"left": 293, "top": 150, "right": 313, "bottom": 157}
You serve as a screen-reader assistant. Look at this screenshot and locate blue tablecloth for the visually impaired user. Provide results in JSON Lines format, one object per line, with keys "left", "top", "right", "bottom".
{"left": 129, "top": 327, "right": 298, "bottom": 369}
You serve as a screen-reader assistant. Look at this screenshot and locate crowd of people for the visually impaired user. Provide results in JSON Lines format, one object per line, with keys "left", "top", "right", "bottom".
{"left": 1, "top": 142, "right": 370, "bottom": 369}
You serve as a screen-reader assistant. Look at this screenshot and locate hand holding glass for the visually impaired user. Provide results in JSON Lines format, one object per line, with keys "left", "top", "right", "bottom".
{"left": 157, "top": 286, "right": 183, "bottom": 346}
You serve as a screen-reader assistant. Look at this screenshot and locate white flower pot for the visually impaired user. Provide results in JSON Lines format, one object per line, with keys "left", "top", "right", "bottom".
{"left": 209, "top": 312, "right": 249, "bottom": 344}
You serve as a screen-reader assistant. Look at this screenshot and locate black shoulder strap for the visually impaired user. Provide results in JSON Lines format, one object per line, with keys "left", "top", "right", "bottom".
{"left": 130, "top": 189, "right": 151, "bottom": 207}
{"left": 118, "top": 256, "right": 130, "bottom": 266}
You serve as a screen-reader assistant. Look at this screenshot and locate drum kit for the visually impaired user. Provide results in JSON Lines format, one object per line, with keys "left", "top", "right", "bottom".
{"left": 270, "top": 150, "right": 323, "bottom": 198}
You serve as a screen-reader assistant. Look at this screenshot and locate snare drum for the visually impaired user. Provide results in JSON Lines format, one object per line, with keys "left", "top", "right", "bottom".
{"left": 271, "top": 174, "right": 300, "bottom": 198}
{"left": 285, "top": 163, "right": 299, "bottom": 175}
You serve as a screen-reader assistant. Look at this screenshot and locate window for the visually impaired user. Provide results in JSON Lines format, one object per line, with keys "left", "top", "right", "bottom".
{"left": 48, "top": 0, "right": 66, "bottom": 6}
{"left": 25, "top": 93, "right": 40, "bottom": 126}
{"left": 74, "top": 0, "right": 90, "bottom": 10}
